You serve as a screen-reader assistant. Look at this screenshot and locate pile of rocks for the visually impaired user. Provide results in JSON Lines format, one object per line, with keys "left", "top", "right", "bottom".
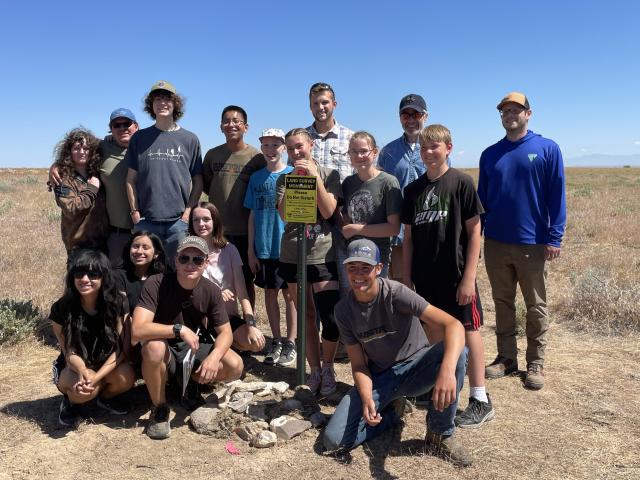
{"left": 189, "top": 380, "right": 329, "bottom": 448}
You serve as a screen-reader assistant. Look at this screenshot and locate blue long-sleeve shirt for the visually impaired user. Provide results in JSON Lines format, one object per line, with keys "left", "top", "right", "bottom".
{"left": 478, "top": 130, "right": 566, "bottom": 247}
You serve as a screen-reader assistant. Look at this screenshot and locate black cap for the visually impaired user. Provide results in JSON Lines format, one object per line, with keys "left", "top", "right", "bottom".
{"left": 399, "top": 94, "right": 427, "bottom": 114}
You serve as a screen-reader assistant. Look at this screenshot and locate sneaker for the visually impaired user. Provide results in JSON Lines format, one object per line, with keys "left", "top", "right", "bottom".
{"left": 180, "top": 382, "right": 205, "bottom": 412}
{"left": 277, "top": 340, "right": 297, "bottom": 367}
{"left": 58, "top": 395, "right": 81, "bottom": 428}
{"left": 319, "top": 364, "right": 337, "bottom": 396}
{"left": 147, "top": 403, "right": 171, "bottom": 440}
{"left": 306, "top": 369, "right": 322, "bottom": 395}
{"left": 391, "top": 397, "right": 407, "bottom": 419}
{"left": 264, "top": 339, "right": 283, "bottom": 365}
{"left": 455, "top": 395, "right": 495, "bottom": 428}
{"left": 424, "top": 431, "right": 473, "bottom": 467}
{"left": 524, "top": 363, "right": 545, "bottom": 390}
{"left": 485, "top": 355, "right": 518, "bottom": 379}
{"left": 97, "top": 395, "right": 130, "bottom": 415}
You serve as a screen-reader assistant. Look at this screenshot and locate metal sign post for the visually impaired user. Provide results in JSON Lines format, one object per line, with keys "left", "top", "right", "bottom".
{"left": 295, "top": 224, "right": 307, "bottom": 387}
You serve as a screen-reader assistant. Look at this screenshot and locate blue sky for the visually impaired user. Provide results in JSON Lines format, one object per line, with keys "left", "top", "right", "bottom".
{"left": 1, "top": 0, "right": 639, "bottom": 168}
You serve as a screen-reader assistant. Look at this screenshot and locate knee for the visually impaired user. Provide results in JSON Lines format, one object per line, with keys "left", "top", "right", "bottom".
{"left": 141, "top": 340, "right": 168, "bottom": 364}
{"left": 323, "top": 427, "right": 343, "bottom": 452}
{"left": 224, "top": 352, "right": 244, "bottom": 381}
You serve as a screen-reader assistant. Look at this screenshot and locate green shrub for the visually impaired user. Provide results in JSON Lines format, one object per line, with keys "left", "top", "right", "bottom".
{"left": 0, "top": 299, "right": 41, "bottom": 345}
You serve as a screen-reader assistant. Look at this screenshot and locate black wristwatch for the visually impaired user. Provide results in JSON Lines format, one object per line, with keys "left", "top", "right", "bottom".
{"left": 173, "top": 323, "right": 183, "bottom": 340}
{"left": 245, "top": 317, "right": 257, "bottom": 327}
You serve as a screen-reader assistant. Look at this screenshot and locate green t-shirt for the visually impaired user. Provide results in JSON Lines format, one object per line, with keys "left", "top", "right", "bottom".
{"left": 277, "top": 166, "right": 342, "bottom": 265}
{"left": 203, "top": 144, "right": 266, "bottom": 236}
{"left": 99, "top": 139, "right": 132, "bottom": 230}
{"left": 341, "top": 171, "right": 402, "bottom": 262}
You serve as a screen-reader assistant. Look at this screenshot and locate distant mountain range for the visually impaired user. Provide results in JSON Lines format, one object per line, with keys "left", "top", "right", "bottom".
{"left": 565, "top": 154, "right": 640, "bottom": 167}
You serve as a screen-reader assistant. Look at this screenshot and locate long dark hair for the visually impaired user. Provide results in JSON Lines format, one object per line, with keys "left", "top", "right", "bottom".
{"left": 121, "top": 231, "right": 167, "bottom": 277}
{"left": 60, "top": 250, "right": 122, "bottom": 364}
{"left": 52, "top": 127, "right": 102, "bottom": 179}
{"left": 188, "top": 201, "right": 228, "bottom": 249}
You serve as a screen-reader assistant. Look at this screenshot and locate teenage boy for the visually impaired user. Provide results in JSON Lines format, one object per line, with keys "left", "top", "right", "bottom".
{"left": 378, "top": 94, "right": 428, "bottom": 281}
{"left": 479, "top": 92, "right": 566, "bottom": 390}
{"left": 401, "top": 124, "right": 494, "bottom": 428}
{"left": 277, "top": 128, "right": 342, "bottom": 396}
{"left": 244, "top": 128, "right": 297, "bottom": 366}
{"left": 132, "top": 236, "right": 244, "bottom": 440}
{"left": 203, "top": 105, "right": 266, "bottom": 308}
{"left": 323, "top": 239, "right": 471, "bottom": 466}
{"left": 126, "top": 80, "right": 203, "bottom": 261}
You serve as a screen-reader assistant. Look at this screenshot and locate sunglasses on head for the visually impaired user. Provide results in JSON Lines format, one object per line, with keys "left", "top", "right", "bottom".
{"left": 72, "top": 269, "right": 103, "bottom": 280}
{"left": 111, "top": 120, "right": 133, "bottom": 130}
{"left": 177, "top": 254, "right": 206, "bottom": 266}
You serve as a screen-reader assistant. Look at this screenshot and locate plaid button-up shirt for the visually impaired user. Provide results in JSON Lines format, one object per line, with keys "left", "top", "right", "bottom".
{"left": 306, "top": 121, "right": 354, "bottom": 183}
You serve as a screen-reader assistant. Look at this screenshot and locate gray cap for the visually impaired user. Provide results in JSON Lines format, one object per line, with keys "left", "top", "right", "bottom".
{"left": 177, "top": 236, "right": 209, "bottom": 256}
{"left": 343, "top": 239, "right": 381, "bottom": 266}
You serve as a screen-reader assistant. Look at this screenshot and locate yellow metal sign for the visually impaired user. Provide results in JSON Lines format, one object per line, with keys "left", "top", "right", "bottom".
{"left": 284, "top": 175, "right": 317, "bottom": 224}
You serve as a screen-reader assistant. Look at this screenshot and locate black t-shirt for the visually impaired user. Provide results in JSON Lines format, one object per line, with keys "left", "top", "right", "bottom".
{"left": 136, "top": 273, "right": 228, "bottom": 345}
{"left": 401, "top": 168, "right": 484, "bottom": 289}
{"left": 49, "top": 298, "right": 125, "bottom": 369}
{"left": 114, "top": 269, "right": 144, "bottom": 314}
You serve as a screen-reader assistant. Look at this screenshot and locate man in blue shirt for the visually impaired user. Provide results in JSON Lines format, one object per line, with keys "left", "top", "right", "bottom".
{"left": 377, "top": 94, "right": 428, "bottom": 281}
{"left": 479, "top": 92, "right": 566, "bottom": 391}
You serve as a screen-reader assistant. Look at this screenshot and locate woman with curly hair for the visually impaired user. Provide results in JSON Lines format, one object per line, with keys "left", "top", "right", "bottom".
{"left": 50, "top": 249, "right": 136, "bottom": 428}
{"left": 51, "top": 127, "right": 109, "bottom": 257}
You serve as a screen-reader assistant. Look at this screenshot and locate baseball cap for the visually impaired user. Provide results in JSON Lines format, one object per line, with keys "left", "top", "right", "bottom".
{"left": 109, "top": 108, "right": 136, "bottom": 123}
{"left": 176, "top": 236, "right": 209, "bottom": 256}
{"left": 343, "top": 239, "right": 381, "bottom": 266}
{"left": 259, "top": 128, "right": 286, "bottom": 143}
{"left": 149, "top": 80, "right": 177, "bottom": 95}
{"left": 497, "top": 92, "right": 530, "bottom": 110}
{"left": 399, "top": 94, "right": 427, "bottom": 114}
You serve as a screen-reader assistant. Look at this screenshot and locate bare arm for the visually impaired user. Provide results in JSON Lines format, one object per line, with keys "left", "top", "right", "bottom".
{"left": 126, "top": 168, "right": 140, "bottom": 224}
{"left": 347, "top": 342, "right": 382, "bottom": 426}
{"left": 342, "top": 213, "right": 401, "bottom": 239}
{"left": 182, "top": 173, "right": 203, "bottom": 222}
{"left": 457, "top": 215, "right": 481, "bottom": 305}
{"left": 247, "top": 210, "right": 260, "bottom": 273}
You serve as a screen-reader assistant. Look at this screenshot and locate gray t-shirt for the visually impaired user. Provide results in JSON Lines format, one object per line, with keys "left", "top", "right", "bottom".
{"left": 276, "top": 165, "right": 342, "bottom": 265}
{"left": 335, "top": 278, "right": 430, "bottom": 373}
{"left": 342, "top": 171, "right": 403, "bottom": 263}
{"left": 126, "top": 126, "right": 203, "bottom": 221}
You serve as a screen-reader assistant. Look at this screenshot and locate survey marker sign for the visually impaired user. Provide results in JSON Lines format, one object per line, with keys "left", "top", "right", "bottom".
{"left": 284, "top": 175, "right": 317, "bottom": 224}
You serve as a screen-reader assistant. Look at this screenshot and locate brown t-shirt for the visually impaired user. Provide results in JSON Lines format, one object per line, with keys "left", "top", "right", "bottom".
{"left": 203, "top": 144, "right": 266, "bottom": 235}
{"left": 136, "top": 273, "right": 228, "bottom": 342}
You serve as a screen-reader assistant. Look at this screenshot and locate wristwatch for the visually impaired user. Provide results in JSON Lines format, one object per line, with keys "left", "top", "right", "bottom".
{"left": 173, "top": 323, "right": 183, "bottom": 340}
{"left": 245, "top": 317, "right": 257, "bottom": 327}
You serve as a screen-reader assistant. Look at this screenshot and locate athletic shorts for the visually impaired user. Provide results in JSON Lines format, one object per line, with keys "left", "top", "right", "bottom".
{"left": 254, "top": 258, "right": 287, "bottom": 290}
{"left": 227, "top": 234, "right": 256, "bottom": 284}
{"left": 415, "top": 283, "right": 483, "bottom": 331}
{"left": 278, "top": 261, "right": 338, "bottom": 284}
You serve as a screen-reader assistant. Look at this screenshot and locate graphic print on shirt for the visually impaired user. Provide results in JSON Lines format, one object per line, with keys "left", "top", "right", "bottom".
{"left": 254, "top": 178, "right": 278, "bottom": 210}
{"left": 348, "top": 190, "right": 374, "bottom": 224}
{"left": 357, "top": 325, "right": 397, "bottom": 343}
{"left": 413, "top": 186, "right": 449, "bottom": 226}
{"left": 306, "top": 223, "right": 324, "bottom": 241}
{"left": 148, "top": 145, "right": 185, "bottom": 164}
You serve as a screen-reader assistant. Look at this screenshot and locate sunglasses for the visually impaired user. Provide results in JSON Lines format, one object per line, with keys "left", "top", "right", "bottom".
{"left": 177, "top": 254, "right": 206, "bottom": 266}
{"left": 72, "top": 269, "right": 103, "bottom": 280}
{"left": 111, "top": 121, "right": 133, "bottom": 130}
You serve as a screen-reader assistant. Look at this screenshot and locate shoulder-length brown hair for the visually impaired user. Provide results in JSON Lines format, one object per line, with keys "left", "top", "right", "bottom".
{"left": 188, "top": 201, "right": 227, "bottom": 249}
{"left": 53, "top": 127, "right": 101, "bottom": 179}
{"left": 144, "top": 91, "right": 185, "bottom": 121}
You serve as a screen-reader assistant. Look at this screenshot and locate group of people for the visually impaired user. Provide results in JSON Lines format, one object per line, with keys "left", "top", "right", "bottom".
{"left": 46, "top": 80, "right": 566, "bottom": 466}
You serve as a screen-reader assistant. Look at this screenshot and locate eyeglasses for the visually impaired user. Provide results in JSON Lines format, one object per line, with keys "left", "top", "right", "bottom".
{"left": 177, "top": 254, "right": 206, "bottom": 266}
{"left": 348, "top": 149, "right": 374, "bottom": 157}
{"left": 400, "top": 111, "right": 425, "bottom": 120}
{"left": 72, "top": 269, "right": 103, "bottom": 280}
{"left": 222, "top": 119, "right": 246, "bottom": 126}
{"left": 346, "top": 264, "right": 375, "bottom": 275}
{"left": 111, "top": 121, "right": 133, "bottom": 130}
{"left": 499, "top": 107, "right": 525, "bottom": 116}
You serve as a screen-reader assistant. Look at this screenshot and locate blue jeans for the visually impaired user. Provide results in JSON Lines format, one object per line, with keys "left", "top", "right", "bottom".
{"left": 134, "top": 218, "right": 189, "bottom": 263}
{"left": 323, "top": 342, "right": 467, "bottom": 452}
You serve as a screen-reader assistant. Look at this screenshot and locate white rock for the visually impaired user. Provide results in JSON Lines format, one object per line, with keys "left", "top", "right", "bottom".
{"left": 269, "top": 415, "right": 312, "bottom": 440}
{"left": 250, "top": 430, "right": 277, "bottom": 448}
{"left": 233, "top": 381, "right": 269, "bottom": 392}
{"left": 228, "top": 391, "right": 253, "bottom": 413}
{"left": 234, "top": 421, "right": 269, "bottom": 441}
{"left": 189, "top": 407, "right": 221, "bottom": 435}
{"left": 271, "top": 381, "right": 289, "bottom": 394}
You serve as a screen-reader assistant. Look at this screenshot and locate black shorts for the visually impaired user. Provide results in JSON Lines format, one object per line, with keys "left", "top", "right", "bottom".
{"left": 227, "top": 234, "right": 256, "bottom": 284}
{"left": 415, "top": 283, "right": 484, "bottom": 331}
{"left": 254, "top": 258, "right": 287, "bottom": 290}
{"left": 278, "top": 261, "right": 338, "bottom": 284}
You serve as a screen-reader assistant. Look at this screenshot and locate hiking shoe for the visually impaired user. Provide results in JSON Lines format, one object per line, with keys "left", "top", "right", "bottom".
{"left": 264, "top": 339, "right": 283, "bottom": 365}
{"left": 455, "top": 395, "right": 495, "bottom": 428}
{"left": 424, "top": 431, "right": 473, "bottom": 467}
{"left": 58, "top": 395, "right": 81, "bottom": 428}
{"left": 147, "top": 404, "right": 171, "bottom": 439}
{"left": 277, "top": 340, "right": 297, "bottom": 367}
{"left": 181, "top": 382, "right": 205, "bottom": 412}
{"left": 97, "top": 395, "right": 130, "bottom": 415}
{"left": 320, "top": 364, "right": 337, "bottom": 396}
{"left": 391, "top": 397, "right": 407, "bottom": 419}
{"left": 306, "top": 369, "right": 322, "bottom": 395}
{"left": 525, "top": 363, "right": 545, "bottom": 390}
{"left": 485, "top": 355, "right": 518, "bottom": 379}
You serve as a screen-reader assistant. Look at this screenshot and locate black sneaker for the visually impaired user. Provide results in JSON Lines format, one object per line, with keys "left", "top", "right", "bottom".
{"left": 180, "top": 382, "right": 205, "bottom": 412}
{"left": 58, "top": 395, "right": 81, "bottom": 428}
{"left": 264, "top": 339, "right": 283, "bottom": 365}
{"left": 97, "top": 395, "right": 130, "bottom": 415}
{"left": 455, "top": 395, "right": 495, "bottom": 428}
{"left": 277, "top": 340, "right": 297, "bottom": 367}
{"left": 147, "top": 404, "right": 171, "bottom": 440}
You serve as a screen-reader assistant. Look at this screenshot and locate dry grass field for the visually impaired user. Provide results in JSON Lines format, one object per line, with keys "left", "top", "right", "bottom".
{"left": 0, "top": 168, "right": 639, "bottom": 480}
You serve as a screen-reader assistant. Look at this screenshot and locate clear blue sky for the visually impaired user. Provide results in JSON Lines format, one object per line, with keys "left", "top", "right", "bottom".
{"left": 1, "top": 0, "right": 639, "bottom": 168}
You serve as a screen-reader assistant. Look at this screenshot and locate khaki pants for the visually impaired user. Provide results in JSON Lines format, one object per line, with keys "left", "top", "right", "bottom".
{"left": 484, "top": 239, "right": 549, "bottom": 366}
